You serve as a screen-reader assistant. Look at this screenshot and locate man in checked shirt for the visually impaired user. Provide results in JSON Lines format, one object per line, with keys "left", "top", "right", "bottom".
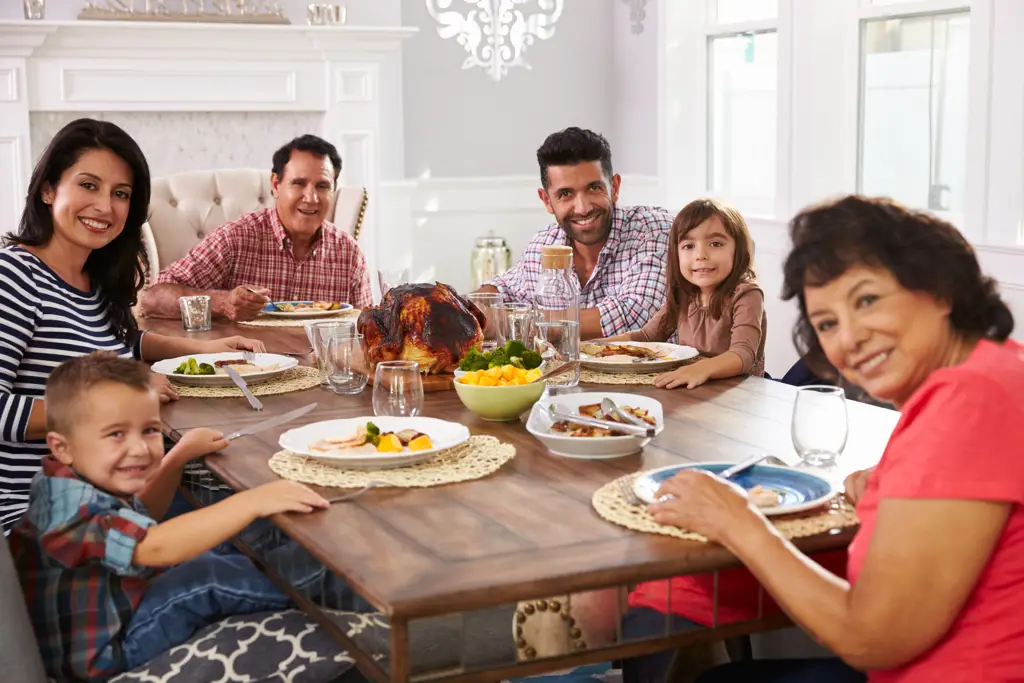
{"left": 478, "top": 127, "right": 672, "bottom": 340}
{"left": 143, "top": 134, "right": 373, "bottom": 321}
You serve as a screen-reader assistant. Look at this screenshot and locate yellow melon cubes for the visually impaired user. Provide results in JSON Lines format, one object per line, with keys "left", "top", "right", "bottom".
{"left": 408, "top": 435, "right": 433, "bottom": 451}
{"left": 375, "top": 433, "right": 403, "bottom": 452}
{"left": 457, "top": 364, "right": 541, "bottom": 387}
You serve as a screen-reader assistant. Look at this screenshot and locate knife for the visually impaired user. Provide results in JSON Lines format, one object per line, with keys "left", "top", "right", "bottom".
{"left": 545, "top": 405, "right": 656, "bottom": 438}
{"left": 225, "top": 402, "right": 318, "bottom": 440}
{"left": 224, "top": 365, "right": 263, "bottom": 411}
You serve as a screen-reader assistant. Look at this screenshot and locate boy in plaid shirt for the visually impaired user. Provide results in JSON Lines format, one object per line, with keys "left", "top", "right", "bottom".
{"left": 9, "top": 353, "right": 329, "bottom": 682}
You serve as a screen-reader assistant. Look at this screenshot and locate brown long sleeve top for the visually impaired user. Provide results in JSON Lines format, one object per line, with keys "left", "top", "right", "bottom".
{"left": 629, "top": 280, "right": 767, "bottom": 376}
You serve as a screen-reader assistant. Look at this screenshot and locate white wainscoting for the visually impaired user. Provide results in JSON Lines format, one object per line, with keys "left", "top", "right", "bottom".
{"left": 377, "top": 174, "right": 664, "bottom": 295}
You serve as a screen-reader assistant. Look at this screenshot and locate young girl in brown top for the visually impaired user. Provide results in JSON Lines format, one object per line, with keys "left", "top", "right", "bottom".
{"left": 605, "top": 198, "right": 766, "bottom": 388}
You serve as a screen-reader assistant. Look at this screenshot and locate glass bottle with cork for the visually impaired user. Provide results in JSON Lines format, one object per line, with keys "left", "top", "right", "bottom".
{"left": 534, "top": 245, "right": 581, "bottom": 387}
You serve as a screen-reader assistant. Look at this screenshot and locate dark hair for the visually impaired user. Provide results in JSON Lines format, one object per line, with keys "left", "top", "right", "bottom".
{"left": 45, "top": 352, "right": 153, "bottom": 433}
{"left": 271, "top": 134, "right": 342, "bottom": 184}
{"left": 6, "top": 118, "right": 150, "bottom": 348}
{"left": 661, "top": 198, "right": 756, "bottom": 335}
{"left": 783, "top": 195, "right": 1014, "bottom": 376}
{"left": 536, "top": 127, "right": 613, "bottom": 189}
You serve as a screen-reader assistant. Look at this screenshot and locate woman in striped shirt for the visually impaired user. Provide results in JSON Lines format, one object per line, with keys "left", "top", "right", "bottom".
{"left": 0, "top": 118, "right": 263, "bottom": 532}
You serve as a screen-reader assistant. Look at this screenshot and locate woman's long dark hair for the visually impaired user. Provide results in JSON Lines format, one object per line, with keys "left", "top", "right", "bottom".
{"left": 783, "top": 195, "right": 1014, "bottom": 377}
{"left": 5, "top": 118, "right": 150, "bottom": 348}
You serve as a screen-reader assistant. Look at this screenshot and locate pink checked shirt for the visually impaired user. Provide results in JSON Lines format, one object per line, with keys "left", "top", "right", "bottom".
{"left": 155, "top": 207, "right": 372, "bottom": 308}
{"left": 486, "top": 205, "right": 673, "bottom": 336}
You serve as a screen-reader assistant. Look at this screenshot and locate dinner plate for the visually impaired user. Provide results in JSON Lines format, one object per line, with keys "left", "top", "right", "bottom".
{"left": 151, "top": 352, "right": 298, "bottom": 388}
{"left": 632, "top": 463, "right": 837, "bottom": 516}
{"left": 260, "top": 301, "right": 353, "bottom": 319}
{"left": 526, "top": 392, "right": 664, "bottom": 459}
{"left": 580, "top": 341, "right": 699, "bottom": 374}
{"left": 278, "top": 416, "right": 470, "bottom": 469}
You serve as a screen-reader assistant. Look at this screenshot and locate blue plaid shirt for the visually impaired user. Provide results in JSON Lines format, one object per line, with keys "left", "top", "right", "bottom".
{"left": 8, "top": 456, "right": 159, "bottom": 682}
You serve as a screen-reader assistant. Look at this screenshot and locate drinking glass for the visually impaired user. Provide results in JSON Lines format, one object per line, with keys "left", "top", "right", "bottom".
{"left": 378, "top": 268, "right": 410, "bottom": 299}
{"left": 325, "top": 333, "right": 368, "bottom": 395}
{"left": 494, "top": 302, "right": 535, "bottom": 346}
{"left": 372, "top": 361, "right": 424, "bottom": 417}
{"left": 465, "top": 291, "right": 503, "bottom": 351}
{"left": 791, "top": 385, "right": 849, "bottom": 467}
{"left": 179, "top": 296, "right": 212, "bottom": 332}
{"left": 535, "top": 320, "right": 581, "bottom": 387}
{"left": 307, "top": 320, "right": 356, "bottom": 386}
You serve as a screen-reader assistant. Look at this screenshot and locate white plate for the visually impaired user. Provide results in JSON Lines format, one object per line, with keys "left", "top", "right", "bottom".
{"left": 152, "top": 352, "right": 298, "bottom": 388}
{"left": 278, "top": 416, "right": 470, "bottom": 469}
{"left": 580, "top": 341, "right": 698, "bottom": 374}
{"left": 526, "top": 392, "right": 664, "bottom": 459}
{"left": 261, "top": 301, "right": 353, "bottom": 319}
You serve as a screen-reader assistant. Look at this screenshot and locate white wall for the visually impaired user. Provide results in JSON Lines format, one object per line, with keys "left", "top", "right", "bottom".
{"left": 611, "top": 0, "right": 659, "bottom": 176}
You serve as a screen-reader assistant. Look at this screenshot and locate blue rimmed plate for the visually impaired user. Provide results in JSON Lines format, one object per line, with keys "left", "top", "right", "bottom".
{"left": 260, "top": 301, "right": 353, "bottom": 318}
{"left": 632, "top": 462, "right": 837, "bottom": 516}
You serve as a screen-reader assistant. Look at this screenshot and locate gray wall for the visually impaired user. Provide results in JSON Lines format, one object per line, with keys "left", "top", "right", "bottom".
{"left": 610, "top": 0, "right": 658, "bottom": 176}
{"left": 400, "top": 0, "right": 615, "bottom": 178}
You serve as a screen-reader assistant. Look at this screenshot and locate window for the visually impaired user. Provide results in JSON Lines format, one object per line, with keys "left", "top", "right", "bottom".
{"left": 705, "top": 0, "right": 779, "bottom": 215}
{"left": 859, "top": 12, "right": 970, "bottom": 214}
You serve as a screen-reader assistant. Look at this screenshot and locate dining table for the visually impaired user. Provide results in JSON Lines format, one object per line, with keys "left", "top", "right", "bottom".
{"left": 143, "top": 317, "right": 900, "bottom": 683}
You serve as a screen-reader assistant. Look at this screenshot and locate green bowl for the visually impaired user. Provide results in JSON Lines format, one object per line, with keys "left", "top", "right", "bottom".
{"left": 453, "top": 378, "right": 547, "bottom": 422}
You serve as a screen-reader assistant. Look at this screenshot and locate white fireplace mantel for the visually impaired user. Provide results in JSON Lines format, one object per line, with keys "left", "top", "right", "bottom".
{"left": 0, "top": 19, "right": 416, "bottom": 286}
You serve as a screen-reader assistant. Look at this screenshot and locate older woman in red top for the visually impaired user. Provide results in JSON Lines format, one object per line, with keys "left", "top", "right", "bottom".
{"left": 652, "top": 196, "right": 1023, "bottom": 683}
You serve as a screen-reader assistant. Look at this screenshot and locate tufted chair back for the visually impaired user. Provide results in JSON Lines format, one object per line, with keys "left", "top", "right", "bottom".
{"left": 139, "top": 168, "right": 368, "bottom": 284}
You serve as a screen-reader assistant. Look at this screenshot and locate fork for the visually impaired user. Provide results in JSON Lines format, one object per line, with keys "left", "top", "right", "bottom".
{"left": 326, "top": 481, "right": 384, "bottom": 504}
{"left": 616, "top": 477, "right": 643, "bottom": 506}
{"left": 242, "top": 350, "right": 257, "bottom": 363}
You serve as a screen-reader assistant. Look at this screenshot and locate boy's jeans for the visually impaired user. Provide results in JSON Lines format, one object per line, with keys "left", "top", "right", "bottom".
{"left": 121, "top": 552, "right": 292, "bottom": 670}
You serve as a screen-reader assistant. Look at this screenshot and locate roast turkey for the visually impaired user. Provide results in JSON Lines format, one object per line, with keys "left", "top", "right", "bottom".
{"left": 357, "top": 282, "right": 486, "bottom": 374}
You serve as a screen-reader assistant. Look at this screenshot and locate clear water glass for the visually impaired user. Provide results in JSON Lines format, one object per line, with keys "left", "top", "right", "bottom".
{"left": 307, "top": 320, "right": 356, "bottom": 386}
{"left": 179, "top": 296, "right": 212, "bottom": 332}
{"left": 791, "top": 385, "right": 849, "bottom": 467}
{"left": 377, "top": 268, "right": 410, "bottom": 299}
{"left": 535, "top": 320, "right": 580, "bottom": 387}
{"left": 494, "top": 302, "right": 535, "bottom": 346}
{"left": 325, "top": 333, "right": 368, "bottom": 395}
{"left": 465, "top": 292, "right": 503, "bottom": 351}
{"left": 372, "top": 361, "right": 424, "bottom": 417}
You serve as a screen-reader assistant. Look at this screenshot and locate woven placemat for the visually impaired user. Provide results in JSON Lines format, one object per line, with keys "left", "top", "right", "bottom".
{"left": 268, "top": 435, "right": 515, "bottom": 489}
{"left": 239, "top": 309, "right": 361, "bottom": 328}
{"left": 172, "top": 366, "right": 322, "bottom": 398}
{"left": 580, "top": 369, "right": 659, "bottom": 385}
{"left": 592, "top": 474, "right": 858, "bottom": 542}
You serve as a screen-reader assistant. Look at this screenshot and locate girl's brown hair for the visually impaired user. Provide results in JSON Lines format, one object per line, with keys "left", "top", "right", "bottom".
{"left": 660, "top": 198, "right": 756, "bottom": 337}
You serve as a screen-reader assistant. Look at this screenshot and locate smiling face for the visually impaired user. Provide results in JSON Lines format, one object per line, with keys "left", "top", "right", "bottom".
{"left": 804, "top": 265, "right": 961, "bottom": 407}
{"left": 539, "top": 161, "right": 621, "bottom": 247}
{"left": 41, "top": 148, "right": 133, "bottom": 256}
{"left": 271, "top": 149, "right": 336, "bottom": 241}
{"left": 47, "top": 381, "right": 165, "bottom": 497}
{"left": 677, "top": 215, "right": 737, "bottom": 297}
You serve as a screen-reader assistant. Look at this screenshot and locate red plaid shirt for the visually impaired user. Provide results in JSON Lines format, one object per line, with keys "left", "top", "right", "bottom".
{"left": 486, "top": 205, "right": 672, "bottom": 336}
{"left": 9, "top": 456, "right": 158, "bottom": 682}
{"left": 155, "top": 207, "right": 372, "bottom": 307}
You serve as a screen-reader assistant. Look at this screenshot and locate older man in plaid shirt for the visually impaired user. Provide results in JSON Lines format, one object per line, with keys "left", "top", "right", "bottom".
{"left": 143, "top": 134, "right": 373, "bottom": 322}
{"left": 480, "top": 128, "right": 672, "bottom": 340}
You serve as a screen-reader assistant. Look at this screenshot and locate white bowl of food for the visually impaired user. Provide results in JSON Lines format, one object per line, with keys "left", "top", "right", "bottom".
{"left": 526, "top": 392, "right": 664, "bottom": 459}
{"left": 151, "top": 352, "right": 298, "bottom": 387}
{"left": 279, "top": 416, "right": 470, "bottom": 469}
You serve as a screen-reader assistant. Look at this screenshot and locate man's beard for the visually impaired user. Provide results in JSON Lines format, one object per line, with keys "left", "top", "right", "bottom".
{"left": 559, "top": 208, "right": 612, "bottom": 246}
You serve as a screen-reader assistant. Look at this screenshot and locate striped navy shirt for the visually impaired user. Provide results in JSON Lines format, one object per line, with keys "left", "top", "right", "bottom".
{"left": 0, "top": 246, "right": 142, "bottom": 533}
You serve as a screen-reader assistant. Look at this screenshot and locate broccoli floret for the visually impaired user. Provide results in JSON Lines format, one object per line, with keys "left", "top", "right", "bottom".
{"left": 504, "top": 339, "right": 527, "bottom": 359}
{"left": 520, "top": 349, "right": 543, "bottom": 370}
{"left": 174, "top": 361, "right": 187, "bottom": 374}
{"left": 487, "top": 347, "right": 509, "bottom": 368}
{"left": 198, "top": 363, "right": 216, "bottom": 375}
{"left": 366, "top": 422, "right": 381, "bottom": 446}
{"left": 458, "top": 347, "right": 491, "bottom": 371}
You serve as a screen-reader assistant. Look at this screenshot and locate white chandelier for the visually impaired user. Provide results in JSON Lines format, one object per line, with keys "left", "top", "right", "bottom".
{"left": 425, "top": 0, "right": 565, "bottom": 82}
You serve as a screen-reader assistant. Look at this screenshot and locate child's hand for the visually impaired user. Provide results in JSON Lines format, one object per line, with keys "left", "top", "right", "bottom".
{"left": 654, "top": 364, "right": 711, "bottom": 390}
{"left": 168, "top": 427, "right": 230, "bottom": 465}
{"left": 245, "top": 480, "right": 329, "bottom": 517}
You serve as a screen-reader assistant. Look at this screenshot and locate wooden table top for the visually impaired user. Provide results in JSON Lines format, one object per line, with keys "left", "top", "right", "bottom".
{"left": 146, "top": 318, "right": 900, "bottom": 620}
